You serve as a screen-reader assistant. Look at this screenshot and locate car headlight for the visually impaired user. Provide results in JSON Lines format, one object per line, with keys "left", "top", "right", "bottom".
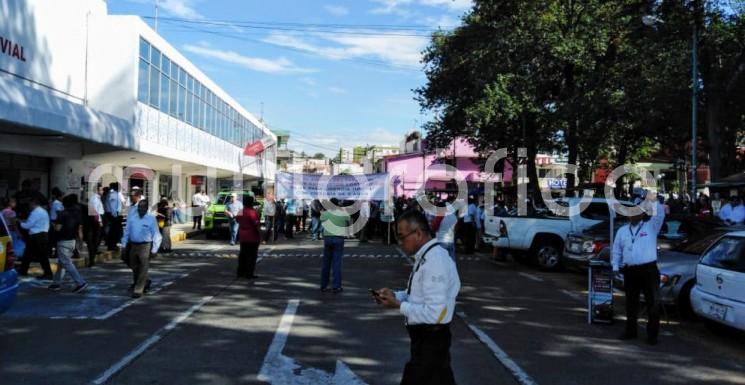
{"left": 582, "top": 241, "right": 594, "bottom": 253}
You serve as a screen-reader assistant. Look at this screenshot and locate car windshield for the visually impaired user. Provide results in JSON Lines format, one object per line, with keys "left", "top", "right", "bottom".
{"left": 673, "top": 232, "right": 724, "bottom": 254}
{"left": 700, "top": 236, "right": 745, "bottom": 273}
{"left": 217, "top": 193, "right": 251, "bottom": 205}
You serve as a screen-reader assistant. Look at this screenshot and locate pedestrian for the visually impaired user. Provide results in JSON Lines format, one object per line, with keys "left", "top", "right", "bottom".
{"left": 49, "top": 194, "right": 88, "bottom": 292}
{"left": 121, "top": 200, "right": 161, "bottom": 299}
{"left": 105, "top": 182, "right": 126, "bottom": 251}
{"left": 310, "top": 199, "right": 322, "bottom": 240}
{"left": 435, "top": 201, "right": 458, "bottom": 261}
{"left": 262, "top": 196, "right": 276, "bottom": 244}
{"left": 375, "top": 210, "right": 460, "bottom": 385}
{"left": 156, "top": 196, "right": 173, "bottom": 253}
{"left": 319, "top": 198, "right": 351, "bottom": 293}
{"left": 225, "top": 193, "right": 243, "bottom": 246}
{"left": 236, "top": 195, "right": 261, "bottom": 279}
{"left": 17, "top": 196, "right": 54, "bottom": 279}
{"left": 729, "top": 196, "right": 745, "bottom": 225}
{"left": 86, "top": 184, "right": 105, "bottom": 267}
{"left": 295, "top": 198, "right": 304, "bottom": 233}
{"left": 611, "top": 192, "right": 666, "bottom": 345}
{"left": 192, "top": 188, "right": 206, "bottom": 230}
{"left": 13, "top": 179, "right": 47, "bottom": 221}
{"left": 285, "top": 198, "right": 296, "bottom": 239}
{"left": 461, "top": 196, "right": 477, "bottom": 254}
{"left": 274, "top": 199, "right": 285, "bottom": 241}
{"left": 2, "top": 197, "right": 24, "bottom": 260}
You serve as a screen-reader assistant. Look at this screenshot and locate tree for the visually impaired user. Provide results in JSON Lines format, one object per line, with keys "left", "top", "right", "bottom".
{"left": 312, "top": 152, "right": 326, "bottom": 159}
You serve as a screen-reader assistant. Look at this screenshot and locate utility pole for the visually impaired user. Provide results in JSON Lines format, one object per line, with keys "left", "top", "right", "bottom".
{"left": 154, "top": 0, "right": 160, "bottom": 33}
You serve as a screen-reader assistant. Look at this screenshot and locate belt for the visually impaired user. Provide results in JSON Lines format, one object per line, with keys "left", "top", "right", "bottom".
{"left": 622, "top": 261, "right": 657, "bottom": 269}
{"left": 129, "top": 241, "right": 152, "bottom": 245}
{"left": 406, "top": 323, "right": 450, "bottom": 332}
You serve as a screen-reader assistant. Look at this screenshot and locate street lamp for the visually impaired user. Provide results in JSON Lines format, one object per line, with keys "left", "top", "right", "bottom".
{"left": 643, "top": 14, "right": 698, "bottom": 199}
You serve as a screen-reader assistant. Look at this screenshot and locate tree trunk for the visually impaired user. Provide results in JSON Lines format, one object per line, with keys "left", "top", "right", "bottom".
{"left": 706, "top": 96, "right": 723, "bottom": 181}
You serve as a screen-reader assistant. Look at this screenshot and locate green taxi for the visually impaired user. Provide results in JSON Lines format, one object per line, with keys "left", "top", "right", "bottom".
{"left": 204, "top": 191, "right": 263, "bottom": 238}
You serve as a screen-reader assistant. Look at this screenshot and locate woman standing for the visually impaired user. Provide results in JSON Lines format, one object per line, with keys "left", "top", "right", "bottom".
{"left": 156, "top": 197, "right": 173, "bottom": 253}
{"left": 236, "top": 195, "right": 260, "bottom": 279}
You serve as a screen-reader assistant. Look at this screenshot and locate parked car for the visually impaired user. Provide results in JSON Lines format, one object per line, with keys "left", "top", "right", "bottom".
{"left": 484, "top": 198, "right": 631, "bottom": 271}
{"left": 203, "top": 191, "right": 262, "bottom": 238}
{"left": 0, "top": 214, "right": 19, "bottom": 314}
{"left": 691, "top": 231, "right": 745, "bottom": 332}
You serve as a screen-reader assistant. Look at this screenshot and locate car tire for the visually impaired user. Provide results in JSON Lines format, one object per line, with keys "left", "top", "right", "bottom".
{"left": 677, "top": 282, "right": 695, "bottom": 320}
{"left": 531, "top": 240, "right": 562, "bottom": 271}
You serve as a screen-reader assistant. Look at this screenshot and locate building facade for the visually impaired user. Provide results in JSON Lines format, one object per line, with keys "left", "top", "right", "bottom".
{"left": 0, "top": 0, "right": 276, "bottom": 205}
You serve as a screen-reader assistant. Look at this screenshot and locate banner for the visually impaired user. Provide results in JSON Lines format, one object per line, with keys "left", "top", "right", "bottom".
{"left": 275, "top": 172, "right": 390, "bottom": 201}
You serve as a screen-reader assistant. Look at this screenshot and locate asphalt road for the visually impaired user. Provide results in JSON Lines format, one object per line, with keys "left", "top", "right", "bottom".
{"left": 2, "top": 233, "right": 745, "bottom": 385}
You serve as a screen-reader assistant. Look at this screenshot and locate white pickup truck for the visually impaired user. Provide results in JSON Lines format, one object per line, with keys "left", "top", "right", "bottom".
{"left": 483, "top": 198, "right": 628, "bottom": 271}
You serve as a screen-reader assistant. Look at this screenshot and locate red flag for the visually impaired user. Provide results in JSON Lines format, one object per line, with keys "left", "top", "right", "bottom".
{"left": 243, "top": 139, "right": 265, "bottom": 156}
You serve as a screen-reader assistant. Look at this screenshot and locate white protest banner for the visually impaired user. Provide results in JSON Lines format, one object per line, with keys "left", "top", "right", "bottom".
{"left": 275, "top": 172, "right": 390, "bottom": 201}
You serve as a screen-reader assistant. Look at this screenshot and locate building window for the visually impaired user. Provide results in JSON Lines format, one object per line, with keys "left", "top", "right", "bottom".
{"left": 159, "top": 72, "right": 169, "bottom": 113}
{"left": 139, "top": 38, "right": 150, "bottom": 59}
{"left": 137, "top": 58, "right": 149, "bottom": 103}
{"left": 149, "top": 65, "right": 159, "bottom": 108}
{"left": 169, "top": 78, "right": 178, "bottom": 116}
{"left": 150, "top": 47, "right": 161, "bottom": 70}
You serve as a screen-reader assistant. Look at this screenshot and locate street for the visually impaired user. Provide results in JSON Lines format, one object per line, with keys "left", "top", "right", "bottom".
{"left": 3, "top": 233, "right": 745, "bottom": 385}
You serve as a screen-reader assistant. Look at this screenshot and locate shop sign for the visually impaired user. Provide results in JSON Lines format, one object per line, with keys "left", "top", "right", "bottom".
{"left": 0, "top": 36, "right": 27, "bottom": 62}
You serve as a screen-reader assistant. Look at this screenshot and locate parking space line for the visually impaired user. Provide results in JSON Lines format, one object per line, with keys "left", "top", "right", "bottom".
{"left": 561, "top": 289, "right": 583, "bottom": 302}
{"left": 91, "top": 291, "right": 222, "bottom": 385}
{"left": 457, "top": 311, "right": 538, "bottom": 385}
{"left": 517, "top": 272, "right": 544, "bottom": 282}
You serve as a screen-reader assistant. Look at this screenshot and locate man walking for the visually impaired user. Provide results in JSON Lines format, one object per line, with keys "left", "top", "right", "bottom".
{"left": 105, "top": 182, "right": 125, "bottom": 251}
{"left": 192, "top": 188, "right": 208, "bottom": 230}
{"left": 376, "top": 210, "right": 460, "bottom": 385}
{"left": 121, "top": 200, "right": 161, "bottom": 298}
{"left": 285, "top": 198, "right": 296, "bottom": 239}
{"left": 612, "top": 192, "right": 666, "bottom": 345}
{"left": 86, "top": 184, "right": 105, "bottom": 267}
{"left": 320, "top": 198, "right": 351, "bottom": 293}
{"left": 225, "top": 193, "right": 243, "bottom": 246}
{"left": 49, "top": 194, "right": 88, "bottom": 293}
{"left": 262, "top": 196, "right": 275, "bottom": 244}
{"left": 310, "top": 199, "right": 322, "bottom": 240}
{"left": 18, "top": 197, "right": 54, "bottom": 279}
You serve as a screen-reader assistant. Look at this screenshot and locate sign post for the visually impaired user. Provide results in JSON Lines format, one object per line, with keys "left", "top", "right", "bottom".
{"left": 588, "top": 260, "right": 614, "bottom": 324}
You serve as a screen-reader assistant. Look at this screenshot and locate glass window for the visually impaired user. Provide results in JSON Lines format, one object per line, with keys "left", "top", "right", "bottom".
{"left": 188, "top": 75, "right": 194, "bottom": 93}
{"left": 162, "top": 56, "right": 171, "bottom": 78}
{"left": 139, "top": 38, "right": 150, "bottom": 60}
{"left": 701, "top": 237, "right": 745, "bottom": 273}
{"left": 160, "top": 72, "right": 169, "bottom": 112}
{"left": 178, "top": 66, "right": 185, "bottom": 86}
{"left": 150, "top": 47, "right": 161, "bottom": 69}
{"left": 170, "top": 63, "right": 178, "bottom": 79}
{"left": 169, "top": 79, "right": 178, "bottom": 116}
{"left": 149, "top": 64, "right": 159, "bottom": 108}
{"left": 186, "top": 91, "right": 193, "bottom": 124}
{"left": 195, "top": 96, "right": 202, "bottom": 129}
{"left": 137, "top": 58, "right": 149, "bottom": 103}
{"left": 177, "top": 85, "right": 185, "bottom": 119}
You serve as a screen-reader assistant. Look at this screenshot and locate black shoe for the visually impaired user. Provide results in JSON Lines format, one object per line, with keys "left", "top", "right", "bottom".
{"left": 144, "top": 279, "right": 152, "bottom": 293}
{"left": 131, "top": 292, "right": 142, "bottom": 299}
{"left": 72, "top": 282, "right": 89, "bottom": 293}
{"left": 646, "top": 337, "right": 659, "bottom": 346}
{"left": 320, "top": 287, "right": 330, "bottom": 293}
{"left": 248, "top": 275, "right": 259, "bottom": 279}
{"left": 48, "top": 283, "right": 62, "bottom": 291}
{"left": 618, "top": 332, "right": 637, "bottom": 341}
{"left": 332, "top": 287, "right": 343, "bottom": 293}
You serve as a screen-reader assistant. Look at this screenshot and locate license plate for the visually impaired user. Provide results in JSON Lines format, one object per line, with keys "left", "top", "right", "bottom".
{"left": 708, "top": 303, "right": 728, "bottom": 321}
{"left": 219, "top": 222, "right": 230, "bottom": 229}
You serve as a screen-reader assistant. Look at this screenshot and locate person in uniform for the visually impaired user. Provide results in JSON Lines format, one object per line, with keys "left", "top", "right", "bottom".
{"left": 611, "top": 192, "right": 666, "bottom": 345}
{"left": 121, "top": 200, "right": 162, "bottom": 298}
{"left": 376, "top": 210, "right": 460, "bottom": 385}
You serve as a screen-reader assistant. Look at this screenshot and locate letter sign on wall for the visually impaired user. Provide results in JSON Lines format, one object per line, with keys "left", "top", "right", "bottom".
{"left": 0, "top": 36, "right": 27, "bottom": 62}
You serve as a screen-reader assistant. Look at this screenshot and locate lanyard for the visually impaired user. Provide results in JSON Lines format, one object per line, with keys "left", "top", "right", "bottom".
{"left": 406, "top": 242, "right": 441, "bottom": 295}
{"left": 629, "top": 222, "right": 644, "bottom": 245}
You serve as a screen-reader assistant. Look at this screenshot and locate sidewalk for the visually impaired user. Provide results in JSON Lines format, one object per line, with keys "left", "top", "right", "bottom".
{"left": 21, "top": 223, "right": 203, "bottom": 276}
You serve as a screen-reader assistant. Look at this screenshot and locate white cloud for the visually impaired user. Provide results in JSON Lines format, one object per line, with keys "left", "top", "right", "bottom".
{"left": 161, "top": 0, "right": 203, "bottom": 19}
{"left": 423, "top": 14, "right": 460, "bottom": 28}
{"left": 182, "top": 44, "right": 316, "bottom": 74}
{"left": 328, "top": 86, "right": 347, "bottom": 94}
{"left": 263, "top": 31, "right": 427, "bottom": 68}
{"left": 371, "top": 0, "right": 472, "bottom": 14}
{"left": 324, "top": 5, "right": 350, "bottom": 16}
{"left": 301, "top": 78, "right": 318, "bottom": 87}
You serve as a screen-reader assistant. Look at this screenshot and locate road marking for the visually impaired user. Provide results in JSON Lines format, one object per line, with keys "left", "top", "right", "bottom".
{"left": 92, "top": 271, "right": 194, "bottom": 321}
{"left": 561, "top": 289, "right": 583, "bottom": 301}
{"left": 91, "top": 293, "right": 220, "bottom": 384}
{"left": 258, "top": 300, "right": 367, "bottom": 384}
{"left": 517, "top": 272, "right": 544, "bottom": 282}
{"left": 458, "top": 312, "right": 538, "bottom": 385}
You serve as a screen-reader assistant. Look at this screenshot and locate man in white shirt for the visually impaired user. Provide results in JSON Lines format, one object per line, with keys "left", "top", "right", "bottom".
{"left": 727, "top": 197, "right": 745, "bottom": 225}
{"left": 192, "top": 188, "right": 207, "bottom": 230}
{"left": 121, "top": 200, "right": 162, "bottom": 298}
{"left": 376, "top": 210, "right": 460, "bottom": 385}
{"left": 105, "top": 182, "right": 126, "bottom": 251}
{"left": 262, "top": 196, "right": 276, "bottom": 244}
{"left": 718, "top": 196, "right": 734, "bottom": 222}
{"left": 86, "top": 184, "right": 105, "bottom": 267}
{"left": 611, "top": 193, "right": 665, "bottom": 345}
{"left": 18, "top": 197, "right": 54, "bottom": 278}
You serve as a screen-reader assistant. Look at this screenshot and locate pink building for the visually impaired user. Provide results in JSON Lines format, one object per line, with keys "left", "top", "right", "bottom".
{"left": 383, "top": 137, "right": 512, "bottom": 197}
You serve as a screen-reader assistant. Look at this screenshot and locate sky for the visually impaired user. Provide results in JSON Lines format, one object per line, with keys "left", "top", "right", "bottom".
{"left": 107, "top": 0, "right": 474, "bottom": 157}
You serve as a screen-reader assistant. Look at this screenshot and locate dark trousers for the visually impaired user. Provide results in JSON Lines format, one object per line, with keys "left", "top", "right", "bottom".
{"left": 129, "top": 242, "right": 151, "bottom": 294}
{"left": 105, "top": 214, "right": 122, "bottom": 251}
{"left": 621, "top": 262, "right": 660, "bottom": 340}
{"left": 462, "top": 222, "right": 475, "bottom": 254}
{"left": 321, "top": 236, "right": 344, "bottom": 289}
{"left": 193, "top": 215, "right": 202, "bottom": 230}
{"left": 263, "top": 216, "right": 274, "bottom": 242}
{"left": 86, "top": 218, "right": 102, "bottom": 266}
{"left": 238, "top": 242, "right": 259, "bottom": 277}
{"left": 19, "top": 232, "right": 53, "bottom": 276}
{"left": 401, "top": 324, "right": 456, "bottom": 385}
{"left": 285, "top": 215, "right": 295, "bottom": 238}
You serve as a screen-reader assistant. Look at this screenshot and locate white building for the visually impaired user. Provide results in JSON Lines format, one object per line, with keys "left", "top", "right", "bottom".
{"left": 0, "top": 0, "right": 276, "bottom": 204}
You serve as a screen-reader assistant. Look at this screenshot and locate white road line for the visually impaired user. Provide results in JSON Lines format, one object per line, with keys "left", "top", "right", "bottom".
{"left": 91, "top": 294, "right": 217, "bottom": 385}
{"left": 260, "top": 299, "right": 300, "bottom": 368}
{"left": 458, "top": 312, "right": 538, "bottom": 385}
{"left": 93, "top": 271, "right": 194, "bottom": 321}
{"left": 517, "top": 272, "right": 544, "bottom": 282}
{"left": 561, "top": 289, "right": 583, "bottom": 302}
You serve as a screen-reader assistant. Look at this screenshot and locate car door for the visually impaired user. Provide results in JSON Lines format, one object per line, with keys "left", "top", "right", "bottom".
{"left": 697, "top": 236, "right": 745, "bottom": 303}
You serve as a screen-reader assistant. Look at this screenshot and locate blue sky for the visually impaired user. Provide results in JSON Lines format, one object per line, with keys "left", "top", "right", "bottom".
{"left": 108, "top": 0, "right": 473, "bottom": 157}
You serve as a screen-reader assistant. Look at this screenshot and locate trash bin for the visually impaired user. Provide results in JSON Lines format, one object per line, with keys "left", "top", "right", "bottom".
{"left": 588, "top": 260, "right": 614, "bottom": 324}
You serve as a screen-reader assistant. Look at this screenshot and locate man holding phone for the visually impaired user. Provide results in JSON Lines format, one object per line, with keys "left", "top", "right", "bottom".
{"left": 375, "top": 210, "right": 460, "bottom": 385}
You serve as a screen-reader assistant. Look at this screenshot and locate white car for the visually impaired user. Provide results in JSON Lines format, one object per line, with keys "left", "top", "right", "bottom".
{"left": 691, "top": 231, "right": 745, "bottom": 331}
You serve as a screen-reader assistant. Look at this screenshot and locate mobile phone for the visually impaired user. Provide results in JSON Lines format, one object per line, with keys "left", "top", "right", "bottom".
{"left": 369, "top": 288, "right": 380, "bottom": 297}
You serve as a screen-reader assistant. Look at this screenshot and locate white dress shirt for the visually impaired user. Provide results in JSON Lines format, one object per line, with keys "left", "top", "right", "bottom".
{"left": 121, "top": 212, "right": 162, "bottom": 254}
{"left": 107, "top": 190, "right": 125, "bottom": 217}
{"left": 395, "top": 239, "right": 461, "bottom": 325}
{"left": 436, "top": 212, "right": 458, "bottom": 244}
{"left": 88, "top": 193, "right": 105, "bottom": 222}
{"left": 611, "top": 202, "right": 666, "bottom": 272}
{"left": 719, "top": 203, "right": 733, "bottom": 221}
{"left": 20, "top": 206, "right": 50, "bottom": 235}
